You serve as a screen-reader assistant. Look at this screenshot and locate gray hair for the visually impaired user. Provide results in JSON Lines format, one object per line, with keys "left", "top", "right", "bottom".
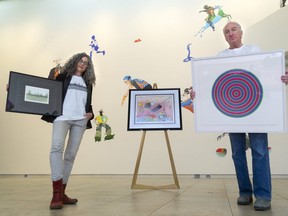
{"left": 61, "top": 52, "right": 96, "bottom": 85}
{"left": 223, "top": 21, "right": 242, "bottom": 32}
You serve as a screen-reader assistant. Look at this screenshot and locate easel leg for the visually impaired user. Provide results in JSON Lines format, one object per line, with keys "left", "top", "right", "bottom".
{"left": 164, "top": 130, "right": 180, "bottom": 189}
{"left": 131, "top": 130, "right": 146, "bottom": 189}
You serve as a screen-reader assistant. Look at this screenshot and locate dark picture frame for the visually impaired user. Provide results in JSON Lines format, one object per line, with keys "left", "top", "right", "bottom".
{"left": 6, "top": 71, "right": 63, "bottom": 116}
{"left": 127, "top": 88, "right": 182, "bottom": 130}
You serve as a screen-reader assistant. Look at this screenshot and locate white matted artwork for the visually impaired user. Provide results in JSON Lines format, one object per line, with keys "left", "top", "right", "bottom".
{"left": 192, "top": 50, "right": 287, "bottom": 132}
{"left": 127, "top": 89, "right": 182, "bottom": 130}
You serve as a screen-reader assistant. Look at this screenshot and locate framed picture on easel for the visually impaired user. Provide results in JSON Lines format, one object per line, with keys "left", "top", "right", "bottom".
{"left": 127, "top": 88, "right": 182, "bottom": 130}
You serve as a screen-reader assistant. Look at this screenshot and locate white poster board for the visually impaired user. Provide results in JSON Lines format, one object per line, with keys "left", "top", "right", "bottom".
{"left": 192, "top": 50, "right": 287, "bottom": 132}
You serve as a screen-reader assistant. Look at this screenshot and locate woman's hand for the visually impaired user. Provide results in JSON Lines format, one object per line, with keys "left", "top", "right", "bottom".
{"left": 85, "top": 112, "right": 93, "bottom": 119}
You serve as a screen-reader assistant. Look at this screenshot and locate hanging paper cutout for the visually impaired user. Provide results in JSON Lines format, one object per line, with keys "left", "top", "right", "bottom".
{"left": 181, "top": 87, "right": 194, "bottom": 113}
{"left": 121, "top": 75, "right": 152, "bottom": 106}
{"left": 216, "top": 148, "right": 227, "bottom": 157}
{"left": 94, "top": 109, "right": 115, "bottom": 142}
{"left": 216, "top": 132, "right": 227, "bottom": 157}
{"left": 183, "top": 43, "right": 193, "bottom": 62}
{"left": 89, "top": 35, "right": 105, "bottom": 58}
{"left": 134, "top": 38, "right": 142, "bottom": 43}
{"left": 195, "top": 5, "right": 232, "bottom": 37}
{"left": 217, "top": 132, "right": 228, "bottom": 141}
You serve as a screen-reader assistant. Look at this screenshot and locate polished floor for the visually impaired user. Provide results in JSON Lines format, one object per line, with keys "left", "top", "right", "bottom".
{"left": 1, "top": 175, "right": 288, "bottom": 216}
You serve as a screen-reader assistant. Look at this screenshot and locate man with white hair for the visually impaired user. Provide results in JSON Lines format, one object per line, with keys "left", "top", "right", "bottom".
{"left": 217, "top": 21, "right": 271, "bottom": 211}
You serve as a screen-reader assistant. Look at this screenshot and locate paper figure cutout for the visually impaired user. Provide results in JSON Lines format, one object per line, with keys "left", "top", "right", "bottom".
{"left": 216, "top": 148, "right": 227, "bottom": 157}
{"left": 216, "top": 132, "right": 228, "bottom": 141}
{"left": 94, "top": 109, "right": 115, "bottom": 142}
{"left": 89, "top": 35, "right": 105, "bottom": 58}
{"left": 121, "top": 75, "right": 152, "bottom": 106}
{"left": 195, "top": 5, "right": 232, "bottom": 37}
{"left": 181, "top": 87, "right": 193, "bottom": 113}
{"left": 216, "top": 133, "right": 228, "bottom": 157}
{"left": 183, "top": 43, "right": 193, "bottom": 62}
{"left": 134, "top": 38, "right": 142, "bottom": 43}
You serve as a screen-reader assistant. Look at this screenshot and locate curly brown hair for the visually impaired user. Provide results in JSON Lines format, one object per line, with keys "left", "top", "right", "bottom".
{"left": 61, "top": 52, "right": 96, "bottom": 85}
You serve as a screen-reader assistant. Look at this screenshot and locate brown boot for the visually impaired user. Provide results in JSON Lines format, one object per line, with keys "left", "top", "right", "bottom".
{"left": 63, "top": 184, "right": 78, "bottom": 204}
{"left": 50, "top": 179, "right": 63, "bottom": 210}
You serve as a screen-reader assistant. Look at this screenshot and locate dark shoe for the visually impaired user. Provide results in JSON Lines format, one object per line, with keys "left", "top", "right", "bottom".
{"left": 63, "top": 194, "right": 78, "bottom": 205}
{"left": 254, "top": 198, "right": 271, "bottom": 211}
{"left": 50, "top": 179, "right": 63, "bottom": 209}
{"left": 62, "top": 184, "right": 78, "bottom": 205}
{"left": 237, "top": 195, "right": 253, "bottom": 205}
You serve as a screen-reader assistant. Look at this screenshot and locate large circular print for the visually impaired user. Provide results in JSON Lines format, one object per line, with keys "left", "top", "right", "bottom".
{"left": 212, "top": 69, "right": 263, "bottom": 118}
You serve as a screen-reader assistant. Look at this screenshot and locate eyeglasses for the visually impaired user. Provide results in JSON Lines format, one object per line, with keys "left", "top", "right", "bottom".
{"left": 79, "top": 59, "right": 89, "bottom": 66}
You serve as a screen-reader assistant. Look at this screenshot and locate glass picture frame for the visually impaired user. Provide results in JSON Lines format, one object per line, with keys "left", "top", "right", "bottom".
{"left": 6, "top": 71, "right": 63, "bottom": 116}
{"left": 191, "top": 50, "right": 287, "bottom": 132}
{"left": 127, "top": 88, "right": 182, "bottom": 130}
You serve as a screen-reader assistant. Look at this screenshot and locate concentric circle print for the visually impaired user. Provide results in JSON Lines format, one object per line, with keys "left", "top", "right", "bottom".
{"left": 212, "top": 69, "right": 263, "bottom": 118}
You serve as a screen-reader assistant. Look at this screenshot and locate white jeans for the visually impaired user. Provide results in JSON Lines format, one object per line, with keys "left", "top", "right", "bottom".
{"left": 50, "top": 118, "right": 87, "bottom": 183}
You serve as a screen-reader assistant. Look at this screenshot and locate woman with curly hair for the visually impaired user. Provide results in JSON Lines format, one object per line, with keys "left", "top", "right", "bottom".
{"left": 42, "top": 52, "right": 96, "bottom": 209}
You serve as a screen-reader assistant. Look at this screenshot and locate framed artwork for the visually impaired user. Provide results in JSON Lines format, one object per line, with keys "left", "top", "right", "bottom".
{"left": 192, "top": 50, "right": 287, "bottom": 132}
{"left": 127, "top": 88, "right": 182, "bottom": 130}
{"left": 6, "top": 71, "right": 63, "bottom": 116}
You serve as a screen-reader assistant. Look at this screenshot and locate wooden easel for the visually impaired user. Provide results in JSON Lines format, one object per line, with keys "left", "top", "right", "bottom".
{"left": 131, "top": 83, "right": 180, "bottom": 189}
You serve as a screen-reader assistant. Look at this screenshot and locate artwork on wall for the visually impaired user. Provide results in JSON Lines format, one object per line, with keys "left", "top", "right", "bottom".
{"left": 216, "top": 132, "right": 228, "bottom": 157}
{"left": 183, "top": 43, "right": 193, "bottom": 62}
{"left": 216, "top": 148, "right": 227, "bottom": 157}
{"left": 94, "top": 109, "right": 115, "bottom": 142}
{"left": 280, "top": 0, "right": 286, "bottom": 8}
{"left": 6, "top": 71, "right": 62, "bottom": 116}
{"left": 181, "top": 87, "right": 194, "bottom": 113}
{"left": 127, "top": 89, "right": 182, "bottom": 130}
{"left": 121, "top": 75, "right": 152, "bottom": 106}
{"left": 195, "top": 5, "right": 232, "bottom": 37}
{"left": 192, "top": 50, "right": 287, "bottom": 132}
{"left": 89, "top": 35, "right": 105, "bottom": 58}
{"left": 134, "top": 38, "right": 142, "bottom": 43}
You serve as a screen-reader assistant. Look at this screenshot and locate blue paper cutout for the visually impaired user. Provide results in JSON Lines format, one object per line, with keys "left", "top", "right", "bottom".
{"left": 89, "top": 35, "right": 105, "bottom": 58}
{"left": 183, "top": 43, "right": 193, "bottom": 62}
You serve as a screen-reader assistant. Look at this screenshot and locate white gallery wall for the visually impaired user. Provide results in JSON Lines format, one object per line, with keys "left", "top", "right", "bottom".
{"left": 0, "top": 0, "right": 287, "bottom": 175}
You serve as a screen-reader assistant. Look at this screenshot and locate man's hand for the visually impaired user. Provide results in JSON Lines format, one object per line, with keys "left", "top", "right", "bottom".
{"left": 281, "top": 70, "right": 288, "bottom": 85}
